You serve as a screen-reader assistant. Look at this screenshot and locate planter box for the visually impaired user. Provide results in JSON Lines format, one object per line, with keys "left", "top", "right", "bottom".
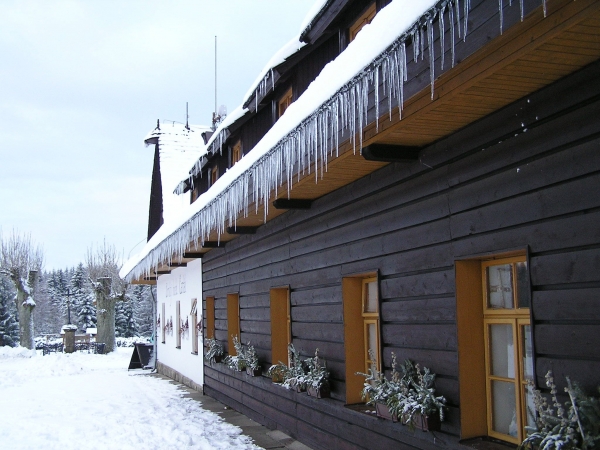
{"left": 375, "top": 403, "right": 398, "bottom": 422}
{"left": 246, "top": 367, "right": 261, "bottom": 377}
{"left": 307, "top": 384, "right": 330, "bottom": 398}
{"left": 270, "top": 373, "right": 284, "bottom": 383}
{"left": 406, "top": 412, "right": 441, "bottom": 432}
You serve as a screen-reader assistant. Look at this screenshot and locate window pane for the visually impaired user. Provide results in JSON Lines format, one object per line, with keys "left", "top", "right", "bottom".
{"left": 366, "top": 322, "right": 377, "bottom": 358}
{"left": 490, "top": 324, "right": 515, "bottom": 378}
{"left": 524, "top": 385, "right": 536, "bottom": 428}
{"left": 522, "top": 325, "right": 533, "bottom": 380}
{"left": 516, "top": 261, "right": 531, "bottom": 308}
{"left": 364, "top": 281, "right": 378, "bottom": 313}
{"left": 491, "top": 380, "right": 518, "bottom": 437}
{"left": 487, "top": 264, "right": 514, "bottom": 309}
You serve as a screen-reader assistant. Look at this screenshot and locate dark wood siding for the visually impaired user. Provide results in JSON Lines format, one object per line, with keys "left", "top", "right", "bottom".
{"left": 202, "top": 60, "right": 600, "bottom": 449}
{"left": 240, "top": 106, "right": 273, "bottom": 155}
{"left": 147, "top": 143, "right": 163, "bottom": 241}
{"left": 294, "top": 33, "right": 340, "bottom": 100}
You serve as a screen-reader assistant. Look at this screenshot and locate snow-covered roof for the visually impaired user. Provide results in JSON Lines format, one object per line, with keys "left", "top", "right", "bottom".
{"left": 298, "top": 0, "right": 331, "bottom": 38}
{"left": 145, "top": 122, "right": 211, "bottom": 222}
{"left": 242, "top": 35, "right": 306, "bottom": 108}
{"left": 121, "top": 0, "right": 473, "bottom": 281}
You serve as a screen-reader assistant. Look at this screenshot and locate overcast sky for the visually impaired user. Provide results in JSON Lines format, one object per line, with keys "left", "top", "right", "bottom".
{"left": 0, "top": 0, "right": 316, "bottom": 270}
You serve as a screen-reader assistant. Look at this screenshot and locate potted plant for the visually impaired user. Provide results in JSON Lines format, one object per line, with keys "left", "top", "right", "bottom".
{"left": 305, "top": 348, "right": 330, "bottom": 398}
{"left": 357, "top": 351, "right": 402, "bottom": 421}
{"left": 267, "top": 344, "right": 301, "bottom": 386}
{"left": 245, "top": 343, "right": 261, "bottom": 376}
{"left": 282, "top": 345, "right": 308, "bottom": 392}
{"left": 267, "top": 361, "right": 289, "bottom": 383}
{"left": 519, "top": 371, "right": 600, "bottom": 450}
{"left": 204, "top": 338, "right": 223, "bottom": 365}
{"left": 388, "top": 359, "right": 446, "bottom": 431}
{"left": 224, "top": 335, "right": 247, "bottom": 371}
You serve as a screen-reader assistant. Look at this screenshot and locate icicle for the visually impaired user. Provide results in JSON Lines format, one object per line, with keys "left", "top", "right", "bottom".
{"left": 499, "top": 0, "right": 504, "bottom": 34}
{"left": 455, "top": 0, "right": 462, "bottom": 39}
{"left": 427, "top": 16, "right": 435, "bottom": 100}
{"left": 542, "top": 0, "right": 547, "bottom": 17}
{"left": 449, "top": 1, "right": 456, "bottom": 67}
{"left": 374, "top": 67, "right": 379, "bottom": 131}
{"left": 464, "top": 0, "right": 470, "bottom": 39}
{"left": 439, "top": 4, "right": 446, "bottom": 71}
{"left": 520, "top": 0, "right": 524, "bottom": 21}
{"left": 420, "top": 26, "right": 425, "bottom": 61}
{"left": 271, "top": 68, "right": 275, "bottom": 93}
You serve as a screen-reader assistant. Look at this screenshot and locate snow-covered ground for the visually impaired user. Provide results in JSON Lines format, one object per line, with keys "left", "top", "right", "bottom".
{"left": 0, "top": 347, "right": 261, "bottom": 450}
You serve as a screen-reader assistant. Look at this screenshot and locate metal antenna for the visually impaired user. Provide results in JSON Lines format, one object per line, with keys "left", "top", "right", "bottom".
{"left": 215, "top": 36, "right": 217, "bottom": 117}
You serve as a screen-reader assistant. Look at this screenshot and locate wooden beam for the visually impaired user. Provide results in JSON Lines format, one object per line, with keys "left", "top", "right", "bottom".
{"left": 361, "top": 144, "right": 421, "bottom": 162}
{"left": 168, "top": 262, "right": 187, "bottom": 268}
{"left": 156, "top": 270, "right": 171, "bottom": 275}
{"left": 202, "top": 241, "right": 226, "bottom": 248}
{"left": 182, "top": 252, "right": 204, "bottom": 259}
{"left": 226, "top": 226, "right": 258, "bottom": 235}
{"left": 272, "top": 198, "right": 312, "bottom": 210}
{"left": 143, "top": 276, "right": 157, "bottom": 281}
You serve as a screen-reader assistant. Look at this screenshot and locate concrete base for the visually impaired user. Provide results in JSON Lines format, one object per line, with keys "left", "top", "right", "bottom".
{"left": 156, "top": 360, "right": 202, "bottom": 392}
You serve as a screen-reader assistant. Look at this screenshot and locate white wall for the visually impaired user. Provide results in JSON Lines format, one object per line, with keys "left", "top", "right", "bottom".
{"left": 156, "top": 258, "right": 203, "bottom": 386}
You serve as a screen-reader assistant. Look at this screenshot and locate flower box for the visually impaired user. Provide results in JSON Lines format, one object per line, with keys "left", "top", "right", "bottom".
{"left": 307, "top": 384, "right": 329, "bottom": 398}
{"left": 407, "top": 412, "right": 441, "bottom": 432}
{"left": 375, "top": 403, "right": 398, "bottom": 422}
{"left": 246, "top": 367, "right": 261, "bottom": 377}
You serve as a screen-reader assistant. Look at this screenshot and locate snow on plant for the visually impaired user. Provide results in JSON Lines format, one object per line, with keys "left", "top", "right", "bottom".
{"left": 358, "top": 350, "right": 402, "bottom": 406}
{"left": 204, "top": 338, "right": 224, "bottom": 366}
{"left": 388, "top": 359, "right": 446, "bottom": 424}
{"left": 304, "top": 348, "right": 329, "bottom": 390}
{"left": 519, "top": 371, "right": 600, "bottom": 450}
{"left": 267, "top": 344, "right": 304, "bottom": 388}
{"left": 224, "top": 335, "right": 247, "bottom": 371}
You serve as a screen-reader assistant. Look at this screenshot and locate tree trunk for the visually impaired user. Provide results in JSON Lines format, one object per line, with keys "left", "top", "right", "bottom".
{"left": 13, "top": 271, "right": 37, "bottom": 349}
{"left": 94, "top": 277, "right": 118, "bottom": 353}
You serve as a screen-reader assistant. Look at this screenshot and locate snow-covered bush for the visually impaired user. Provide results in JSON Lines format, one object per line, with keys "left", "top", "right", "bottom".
{"left": 520, "top": 371, "right": 600, "bottom": 450}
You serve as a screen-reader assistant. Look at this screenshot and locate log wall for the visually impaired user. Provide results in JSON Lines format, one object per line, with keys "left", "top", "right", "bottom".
{"left": 202, "top": 59, "right": 600, "bottom": 449}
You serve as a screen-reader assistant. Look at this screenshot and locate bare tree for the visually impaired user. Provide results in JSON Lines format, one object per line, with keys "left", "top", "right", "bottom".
{"left": 0, "top": 230, "right": 44, "bottom": 349}
{"left": 86, "top": 239, "right": 127, "bottom": 353}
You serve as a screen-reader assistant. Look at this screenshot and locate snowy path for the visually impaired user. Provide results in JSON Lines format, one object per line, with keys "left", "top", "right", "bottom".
{"left": 0, "top": 347, "right": 261, "bottom": 450}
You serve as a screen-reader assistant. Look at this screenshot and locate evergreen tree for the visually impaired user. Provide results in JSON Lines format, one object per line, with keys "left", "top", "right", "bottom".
{"left": 0, "top": 275, "right": 19, "bottom": 347}
{"left": 132, "top": 285, "right": 154, "bottom": 338}
{"left": 71, "top": 263, "right": 95, "bottom": 331}
{"left": 32, "top": 272, "right": 62, "bottom": 335}
{"left": 47, "top": 269, "right": 69, "bottom": 323}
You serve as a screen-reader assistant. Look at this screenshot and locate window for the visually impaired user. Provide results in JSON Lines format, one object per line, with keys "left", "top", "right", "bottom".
{"left": 191, "top": 299, "right": 199, "bottom": 355}
{"left": 176, "top": 300, "right": 181, "bottom": 349}
{"left": 205, "top": 296, "right": 215, "bottom": 339}
{"left": 349, "top": 3, "right": 376, "bottom": 42}
{"left": 343, "top": 273, "right": 380, "bottom": 404}
{"left": 278, "top": 87, "right": 293, "bottom": 118}
{"left": 482, "top": 257, "right": 534, "bottom": 444}
{"left": 270, "top": 287, "right": 291, "bottom": 365}
{"left": 227, "top": 293, "right": 240, "bottom": 355}
{"left": 161, "top": 303, "right": 166, "bottom": 344}
{"left": 210, "top": 165, "right": 219, "bottom": 187}
{"left": 362, "top": 277, "right": 380, "bottom": 374}
{"left": 456, "top": 253, "right": 533, "bottom": 444}
{"left": 231, "top": 141, "right": 242, "bottom": 167}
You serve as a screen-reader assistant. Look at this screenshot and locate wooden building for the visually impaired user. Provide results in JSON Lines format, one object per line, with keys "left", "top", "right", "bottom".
{"left": 123, "top": 0, "right": 600, "bottom": 448}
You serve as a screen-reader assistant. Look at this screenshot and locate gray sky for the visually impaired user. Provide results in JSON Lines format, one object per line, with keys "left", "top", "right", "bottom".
{"left": 0, "top": 0, "right": 315, "bottom": 270}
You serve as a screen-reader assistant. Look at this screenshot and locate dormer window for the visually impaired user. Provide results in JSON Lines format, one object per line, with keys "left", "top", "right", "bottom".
{"left": 349, "top": 3, "right": 376, "bottom": 42}
{"left": 278, "top": 87, "right": 293, "bottom": 118}
{"left": 231, "top": 140, "right": 242, "bottom": 167}
{"left": 210, "top": 165, "right": 219, "bottom": 187}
